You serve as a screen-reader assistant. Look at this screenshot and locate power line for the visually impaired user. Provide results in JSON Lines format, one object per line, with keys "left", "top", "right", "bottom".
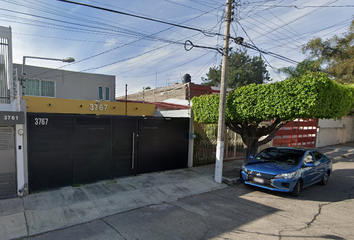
{"left": 23, "top": 0, "right": 225, "bottom": 79}
{"left": 58, "top": 0, "right": 225, "bottom": 38}
{"left": 235, "top": 21, "right": 288, "bottom": 81}
{"left": 117, "top": 49, "right": 213, "bottom": 78}
{"left": 249, "top": 5, "right": 354, "bottom": 8}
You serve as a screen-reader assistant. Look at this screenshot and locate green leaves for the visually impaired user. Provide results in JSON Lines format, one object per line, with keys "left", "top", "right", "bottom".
{"left": 201, "top": 49, "right": 270, "bottom": 88}
{"left": 303, "top": 18, "right": 354, "bottom": 84}
{"left": 192, "top": 72, "right": 354, "bottom": 124}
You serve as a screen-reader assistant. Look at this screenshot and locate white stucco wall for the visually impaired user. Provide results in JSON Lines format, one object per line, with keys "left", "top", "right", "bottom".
{"left": 316, "top": 116, "right": 354, "bottom": 147}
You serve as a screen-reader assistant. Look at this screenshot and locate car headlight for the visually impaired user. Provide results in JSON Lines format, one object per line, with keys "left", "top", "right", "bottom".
{"left": 242, "top": 165, "right": 248, "bottom": 174}
{"left": 274, "top": 172, "right": 296, "bottom": 179}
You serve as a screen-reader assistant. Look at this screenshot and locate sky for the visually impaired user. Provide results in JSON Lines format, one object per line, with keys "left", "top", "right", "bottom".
{"left": 0, "top": 0, "right": 353, "bottom": 97}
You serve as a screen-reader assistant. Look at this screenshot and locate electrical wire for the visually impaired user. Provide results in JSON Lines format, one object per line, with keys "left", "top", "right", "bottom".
{"left": 57, "top": 0, "right": 225, "bottom": 38}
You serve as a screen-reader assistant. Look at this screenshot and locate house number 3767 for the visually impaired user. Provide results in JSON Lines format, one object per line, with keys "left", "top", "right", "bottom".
{"left": 89, "top": 104, "right": 108, "bottom": 111}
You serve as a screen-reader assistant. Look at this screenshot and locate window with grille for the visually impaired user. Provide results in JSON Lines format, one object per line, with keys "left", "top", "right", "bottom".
{"left": 105, "top": 86, "right": 110, "bottom": 101}
{"left": 98, "top": 86, "right": 103, "bottom": 100}
{"left": 25, "top": 79, "right": 55, "bottom": 97}
{"left": 98, "top": 86, "right": 110, "bottom": 101}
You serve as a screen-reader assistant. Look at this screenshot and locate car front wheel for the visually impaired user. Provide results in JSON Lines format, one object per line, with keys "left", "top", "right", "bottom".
{"left": 320, "top": 172, "right": 329, "bottom": 185}
{"left": 291, "top": 181, "right": 301, "bottom": 197}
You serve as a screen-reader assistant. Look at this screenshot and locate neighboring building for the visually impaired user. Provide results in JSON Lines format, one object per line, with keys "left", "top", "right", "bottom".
{"left": 116, "top": 81, "right": 232, "bottom": 103}
{"left": 0, "top": 26, "right": 25, "bottom": 199}
{"left": 316, "top": 117, "right": 354, "bottom": 147}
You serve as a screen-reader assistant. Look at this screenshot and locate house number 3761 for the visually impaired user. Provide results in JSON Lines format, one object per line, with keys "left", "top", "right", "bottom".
{"left": 89, "top": 104, "right": 108, "bottom": 111}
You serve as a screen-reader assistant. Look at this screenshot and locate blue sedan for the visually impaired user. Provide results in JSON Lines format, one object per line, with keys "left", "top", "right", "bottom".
{"left": 240, "top": 147, "right": 332, "bottom": 197}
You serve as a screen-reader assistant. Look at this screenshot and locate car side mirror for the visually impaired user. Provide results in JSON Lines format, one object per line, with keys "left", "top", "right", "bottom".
{"left": 304, "top": 162, "right": 315, "bottom": 167}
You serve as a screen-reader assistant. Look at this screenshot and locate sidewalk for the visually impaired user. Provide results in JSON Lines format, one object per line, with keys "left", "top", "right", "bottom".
{"left": 1, "top": 143, "right": 353, "bottom": 240}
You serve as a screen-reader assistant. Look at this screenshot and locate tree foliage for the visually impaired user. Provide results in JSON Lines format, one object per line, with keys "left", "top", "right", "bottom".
{"left": 303, "top": 19, "right": 354, "bottom": 83}
{"left": 192, "top": 72, "right": 354, "bottom": 162}
{"left": 278, "top": 58, "right": 322, "bottom": 79}
{"left": 201, "top": 49, "right": 271, "bottom": 88}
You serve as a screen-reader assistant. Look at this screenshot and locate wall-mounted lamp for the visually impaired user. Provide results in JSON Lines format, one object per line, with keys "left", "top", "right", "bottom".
{"left": 18, "top": 129, "right": 24, "bottom": 136}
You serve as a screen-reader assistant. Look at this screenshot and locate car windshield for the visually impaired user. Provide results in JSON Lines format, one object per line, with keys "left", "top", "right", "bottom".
{"left": 255, "top": 148, "right": 305, "bottom": 165}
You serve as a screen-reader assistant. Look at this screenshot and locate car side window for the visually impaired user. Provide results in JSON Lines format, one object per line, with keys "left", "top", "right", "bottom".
{"left": 313, "top": 151, "right": 322, "bottom": 161}
{"left": 304, "top": 153, "right": 314, "bottom": 163}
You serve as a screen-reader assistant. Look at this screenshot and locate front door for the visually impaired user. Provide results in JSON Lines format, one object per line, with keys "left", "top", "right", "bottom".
{"left": 0, "top": 127, "right": 16, "bottom": 198}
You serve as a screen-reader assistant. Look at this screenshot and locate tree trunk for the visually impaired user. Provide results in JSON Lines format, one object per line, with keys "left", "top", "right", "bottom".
{"left": 243, "top": 138, "right": 259, "bottom": 163}
{"left": 240, "top": 122, "right": 259, "bottom": 163}
{"left": 227, "top": 119, "right": 290, "bottom": 163}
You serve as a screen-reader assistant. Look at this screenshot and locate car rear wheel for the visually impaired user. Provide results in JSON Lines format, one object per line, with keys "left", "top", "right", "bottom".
{"left": 291, "top": 181, "right": 301, "bottom": 197}
{"left": 320, "top": 172, "right": 329, "bottom": 185}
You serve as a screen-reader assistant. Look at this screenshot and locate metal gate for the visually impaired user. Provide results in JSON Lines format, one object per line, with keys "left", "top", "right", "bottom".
{"left": 28, "top": 115, "right": 75, "bottom": 191}
{"left": 164, "top": 118, "right": 189, "bottom": 170}
{"left": 75, "top": 117, "right": 112, "bottom": 183}
{"left": 273, "top": 119, "right": 318, "bottom": 148}
{"left": 113, "top": 117, "right": 137, "bottom": 177}
{"left": 137, "top": 118, "right": 189, "bottom": 174}
{"left": 0, "top": 127, "right": 16, "bottom": 198}
{"left": 137, "top": 118, "right": 165, "bottom": 174}
{"left": 28, "top": 114, "right": 190, "bottom": 192}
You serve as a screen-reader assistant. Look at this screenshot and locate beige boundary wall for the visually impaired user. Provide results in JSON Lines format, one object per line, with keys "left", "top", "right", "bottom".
{"left": 316, "top": 116, "right": 354, "bottom": 147}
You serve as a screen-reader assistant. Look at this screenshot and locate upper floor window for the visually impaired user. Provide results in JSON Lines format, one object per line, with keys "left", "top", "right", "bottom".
{"left": 98, "top": 85, "right": 110, "bottom": 101}
{"left": 98, "top": 86, "right": 104, "bottom": 100}
{"left": 105, "top": 86, "right": 110, "bottom": 101}
{"left": 25, "top": 79, "right": 55, "bottom": 97}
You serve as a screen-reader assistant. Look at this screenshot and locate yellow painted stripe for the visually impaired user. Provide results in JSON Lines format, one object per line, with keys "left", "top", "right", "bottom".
{"left": 23, "top": 96, "right": 155, "bottom": 116}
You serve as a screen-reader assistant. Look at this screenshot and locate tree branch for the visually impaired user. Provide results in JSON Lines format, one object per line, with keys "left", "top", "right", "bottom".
{"left": 258, "top": 119, "right": 290, "bottom": 146}
{"left": 257, "top": 119, "right": 283, "bottom": 136}
{"left": 226, "top": 122, "right": 243, "bottom": 135}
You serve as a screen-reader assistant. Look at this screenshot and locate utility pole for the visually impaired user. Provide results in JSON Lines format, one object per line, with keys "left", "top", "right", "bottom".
{"left": 215, "top": 0, "right": 233, "bottom": 183}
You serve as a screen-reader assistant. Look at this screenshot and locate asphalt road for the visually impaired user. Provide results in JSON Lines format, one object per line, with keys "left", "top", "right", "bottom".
{"left": 23, "top": 156, "right": 354, "bottom": 240}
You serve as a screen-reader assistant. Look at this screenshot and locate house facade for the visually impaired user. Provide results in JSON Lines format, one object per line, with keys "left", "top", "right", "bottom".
{"left": 0, "top": 26, "right": 26, "bottom": 199}
{"left": 0, "top": 25, "right": 192, "bottom": 197}
{"left": 15, "top": 63, "right": 115, "bottom": 101}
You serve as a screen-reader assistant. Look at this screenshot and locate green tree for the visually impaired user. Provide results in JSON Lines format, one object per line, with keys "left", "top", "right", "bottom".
{"left": 192, "top": 72, "right": 354, "bottom": 162}
{"left": 201, "top": 49, "right": 271, "bottom": 88}
{"left": 303, "top": 19, "right": 354, "bottom": 83}
{"left": 278, "top": 58, "right": 322, "bottom": 79}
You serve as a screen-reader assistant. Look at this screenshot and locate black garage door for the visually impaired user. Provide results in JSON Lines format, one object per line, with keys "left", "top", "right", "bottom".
{"left": 28, "top": 114, "right": 189, "bottom": 192}
{"left": 75, "top": 117, "right": 112, "bottom": 183}
{"left": 28, "top": 114, "right": 75, "bottom": 191}
{"left": 137, "top": 118, "right": 165, "bottom": 174}
{"left": 165, "top": 118, "right": 189, "bottom": 170}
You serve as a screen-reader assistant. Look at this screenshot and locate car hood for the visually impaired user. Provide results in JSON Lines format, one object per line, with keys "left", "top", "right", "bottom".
{"left": 245, "top": 160, "right": 299, "bottom": 175}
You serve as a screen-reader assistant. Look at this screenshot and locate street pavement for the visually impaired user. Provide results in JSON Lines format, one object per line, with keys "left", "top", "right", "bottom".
{"left": 1, "top": 143, "right": 354, "bottom": 240}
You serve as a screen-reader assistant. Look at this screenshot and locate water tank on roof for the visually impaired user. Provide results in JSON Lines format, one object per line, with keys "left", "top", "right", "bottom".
{"left": 183, "top": 74, "right": 191, "bottom": 83}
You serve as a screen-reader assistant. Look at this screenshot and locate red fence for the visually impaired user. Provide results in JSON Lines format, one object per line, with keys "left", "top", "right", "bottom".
{"left": 273, "top": 119, "right": 318, "bottom": 148}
